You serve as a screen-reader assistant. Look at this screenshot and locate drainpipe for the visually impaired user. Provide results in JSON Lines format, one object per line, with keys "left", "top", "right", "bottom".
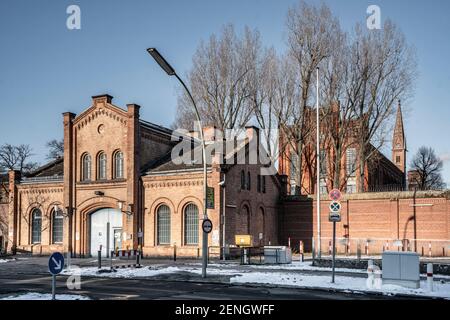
{"left": 219, "top": 174, "right": 226, "bottom": 261}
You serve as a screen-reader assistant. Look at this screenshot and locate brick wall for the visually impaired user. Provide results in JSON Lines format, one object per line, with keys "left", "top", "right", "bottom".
{"left": 280, "top": 191, "right": 450, "bottom": 256}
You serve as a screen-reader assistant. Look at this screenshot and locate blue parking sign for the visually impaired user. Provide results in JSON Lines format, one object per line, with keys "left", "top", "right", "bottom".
{"left": 48, "top": 252, "right": 65, "bottom": 275}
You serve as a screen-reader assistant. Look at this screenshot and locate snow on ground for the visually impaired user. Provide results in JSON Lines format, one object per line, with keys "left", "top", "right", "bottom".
{"left": 229, "top": 271, "right": 450, "bottom": 299}
{"left": 1, "top": 293, "right": 90, "bottom": 300}
{"left": 61, "top": 263, "right": 450, "bottom": 298}
{"left": 62, "top": 266, "right": 185, "bottom": 278}
{"left": 0, "top": 259, "right": 10, "bottom": 263}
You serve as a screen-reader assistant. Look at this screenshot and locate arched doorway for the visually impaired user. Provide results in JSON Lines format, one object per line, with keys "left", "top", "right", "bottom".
{"left": 90, "top": 208, "right": 123, "bottom": 257}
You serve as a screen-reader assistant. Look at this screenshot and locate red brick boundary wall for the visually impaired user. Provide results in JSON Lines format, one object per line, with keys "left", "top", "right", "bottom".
{"left": 280, "top": 191, "right": 450, "bottom": 256}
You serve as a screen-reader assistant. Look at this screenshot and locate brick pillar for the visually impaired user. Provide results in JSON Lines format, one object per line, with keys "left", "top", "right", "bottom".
{"left": 63, "top": 112, "right": 76, "bottom": 255}
{"left": 7, "top": 170, "right": 20, "bottom": 254}
{"left": 126, "top": 104, "right": 141, "bottom": 250}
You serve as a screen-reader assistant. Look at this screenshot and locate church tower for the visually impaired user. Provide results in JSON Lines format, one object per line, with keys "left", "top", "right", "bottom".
{"left": 392, "top": 100, "right": 407, "bottom": 183}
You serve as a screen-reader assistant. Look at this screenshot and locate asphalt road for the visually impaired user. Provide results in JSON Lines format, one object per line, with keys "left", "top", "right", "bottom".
{"left": 0, "top": 257, "right": 430, "bottom": 300}
{"left": 0, "top": 272, "right": 411, "bottom": 300}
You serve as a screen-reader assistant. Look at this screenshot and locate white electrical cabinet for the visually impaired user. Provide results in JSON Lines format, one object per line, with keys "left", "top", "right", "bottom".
{"left": 382, "top": 251, "right": 420, "bottom": 289}
{"left": 264, "top": 246, "right": 292, "bottom": 264}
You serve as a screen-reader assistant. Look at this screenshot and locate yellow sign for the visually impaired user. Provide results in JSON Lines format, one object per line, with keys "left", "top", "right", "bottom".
{"left": 235, "top": 235, "right": 253, "bottom": 247}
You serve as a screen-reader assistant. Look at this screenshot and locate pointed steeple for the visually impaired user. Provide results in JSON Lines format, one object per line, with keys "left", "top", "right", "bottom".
{"left": 393, "top": 100, "right": 406, "bottom": 150}
{"left": 392, "top": 100, "right": 406, "bottom": 175}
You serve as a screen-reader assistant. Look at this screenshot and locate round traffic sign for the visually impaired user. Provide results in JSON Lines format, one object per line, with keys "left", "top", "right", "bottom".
{"left": 48, "top": 252, "right": 64, "bottom": 275}
{"left": 329, "top": 201, "right": 341, "bottom": 213}
{"left": 202, "top": 219, "right": 213, "bottom": 234}
{"left": 329, "top": 189, "right": 342, "bottom": 201}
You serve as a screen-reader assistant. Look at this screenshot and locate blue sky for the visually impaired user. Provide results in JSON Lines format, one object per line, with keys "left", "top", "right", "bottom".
{"left": 0, "top": 0, "right": 449, "bottom": 185}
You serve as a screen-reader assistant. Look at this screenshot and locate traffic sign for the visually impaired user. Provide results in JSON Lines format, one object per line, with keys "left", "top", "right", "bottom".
{"left": 329, "top": 201, "right": 341, "bottom": 213}
{"left": 202, "top": 219, "right": 213, "bottom": 234}
{"left": 329, "top": 212, "right": 341, "bottom": 222}
{"left": 329, "top": 189, "right": 342, "bottom": 201}
{"left": 48, "top": 252, "right": 64, "bottom": 275}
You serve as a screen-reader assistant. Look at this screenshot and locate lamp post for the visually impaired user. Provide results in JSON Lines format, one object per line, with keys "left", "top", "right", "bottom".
{"left": 316, "top": 67, "right": 321, "bottom": 259}
{"left": 146, "top": 48, "right": 209, "bottom": 278}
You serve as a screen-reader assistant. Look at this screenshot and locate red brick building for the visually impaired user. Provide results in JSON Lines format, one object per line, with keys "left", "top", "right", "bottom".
{"left": 3, "top": 95, "right": 281, "bottom": 257}
{"left": 279, "top": 102, "right": 407, "bottom": 195}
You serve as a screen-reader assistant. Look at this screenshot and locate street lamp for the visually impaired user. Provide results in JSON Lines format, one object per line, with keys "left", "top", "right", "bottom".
{"left": 147, "top": 48, "right": 209, "bottom": 278}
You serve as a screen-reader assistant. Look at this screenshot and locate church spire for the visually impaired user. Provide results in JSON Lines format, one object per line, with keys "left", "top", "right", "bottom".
{"left": 392, "top": 100, "right": 406, "bottom": 176}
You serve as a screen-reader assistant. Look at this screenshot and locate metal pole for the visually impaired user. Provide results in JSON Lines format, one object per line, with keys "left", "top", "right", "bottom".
{"left": 222, "top": 176, "right": 226, "bottom": 261}
{"left": 175, "top": 74, "right": 208, "bottom": 278}
{"left": 316, "top": 67, "right": 321, "bottom": 259}
{"left": 52, "top": 275, "right": 56, "bottom": 300}
{"left": 332, "top": 221, "right": 336, "bottom": 283}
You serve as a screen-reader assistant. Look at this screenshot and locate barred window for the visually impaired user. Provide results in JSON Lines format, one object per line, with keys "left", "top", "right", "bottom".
{"left": 98, "top": 152, "right": 107, "bottom": 180}
{"left": 262, "top": 175, "right": 266, "bottom": 193}
{"left": 157, "top": 205, "right": 171, "bottom": 245}
{"left": 114, "top": 151, "right": 124, "bottom": 179}
{"left": 346, "top": 148, "right": 357, "bottom": 177}
{"left": 31, "top": 208, "right": 42, "bottom": 244}
{"left": 320, "top": 149, "right": 327, "bottom": 177}
{"left": 81, "top": 153, "right": 91, "bottom": 181}
{"left": 240, "top": 170, "right": 245, "bottom": 190}
{"left": 52, "top": 209, "right": 64, "bottom": 244}
{"left": 184, "top": 203, "right": 199, "bottom": 245}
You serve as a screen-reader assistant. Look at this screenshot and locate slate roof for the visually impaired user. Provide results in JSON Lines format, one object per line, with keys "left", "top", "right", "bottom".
{"left": 27, "top": 157, "right": 64, "bottom": 178}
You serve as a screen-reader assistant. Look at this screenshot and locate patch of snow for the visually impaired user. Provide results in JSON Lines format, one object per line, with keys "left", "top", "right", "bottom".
{"left": 62, "top": 266, "right": 190, "bottom": 278}
{"left": 0, "top": 259, "right": 10, "bottom": 264}
{"left": 1, "top": 293, "right": 90, "bottom": 300}
{"left": 230, "top": 271, "right": 450, "bottom": 299}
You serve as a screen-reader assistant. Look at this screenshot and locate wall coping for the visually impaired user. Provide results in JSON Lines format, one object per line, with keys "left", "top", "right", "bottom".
{"left": 284, "top": 190, "right": 450, "bottom": 202}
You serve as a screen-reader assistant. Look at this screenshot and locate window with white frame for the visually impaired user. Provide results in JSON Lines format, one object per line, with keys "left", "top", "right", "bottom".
{"left": 98, "top": 152, "right": 107, "bottom": 180}
{"left": 81, "top": 153, "right": 91, "bottom": 181}
{"left": 114, "top": 151, "right": 124, "bottom": 179}
{"left": 31, "top": 208, "right": 42, "bottom": 244}
{"left": 52, "top": 209, "right": 64, "bottom": 244}
{"left": 184, "top": 203, "right": 199, "bottom": 245}
{"left": 157, "top": 205, "right": 171, "bottom": 245}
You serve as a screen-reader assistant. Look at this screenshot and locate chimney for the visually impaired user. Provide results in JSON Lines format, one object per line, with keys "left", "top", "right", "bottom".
{"left": 92, "top": 94, "right": 113, "bottom": 106}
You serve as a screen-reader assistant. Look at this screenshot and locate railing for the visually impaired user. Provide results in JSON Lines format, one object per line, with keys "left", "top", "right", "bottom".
{"left": 311, "top": 237, "right": 450, "bottom": 258}
{"left": 21, "top": 176, "right": 63, "bottom": 184}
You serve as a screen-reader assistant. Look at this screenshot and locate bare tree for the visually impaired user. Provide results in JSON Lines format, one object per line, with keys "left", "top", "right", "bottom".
{"left": 410, "top": 147, "right": 445, "bottom": 190}
{"left": 0, "top": 144, "right": 38, "bottom": 174}
{"left": 285, "top": 0, "right": 342, "bottom": 194}
{"left": 345, "top": 21, "right": 417, "bottom": 192}
{"left": 174, "top": 24, "right": 259, "bottom": 132}
{"left": 46, "top": 139, "right": 64, "bottom": 160}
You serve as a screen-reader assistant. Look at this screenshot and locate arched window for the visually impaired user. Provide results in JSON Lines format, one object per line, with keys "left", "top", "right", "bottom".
{"left": 81, "top": 153, "right": 91, "bottom": 181}
{"left": 52, "top": 208, "right": 64, "bottom": 244}
{"left": 31, "top": 208, "right": 42, "bottom": 244}
{"left": 184, "top": 203, "right": 199, "bottom": 245}
{"left": 114, "top": 151, "right": 124, "bottom": 179}
{"left": 240, "top": 170, "right": 245, "bottom": 190}
{"left": 97, "top": 152, "right": 107, "bottom": 180}
{"left": 157, "top": 205, "right": 171, "bottom": 245}
{"left": 247, "top": 171, "right": 251, "bottom": 190}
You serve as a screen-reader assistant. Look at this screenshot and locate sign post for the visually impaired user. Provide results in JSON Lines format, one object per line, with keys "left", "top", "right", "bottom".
{"left": 328, "top": 189, "right": 342, "bottom": 284}
{"left": 48, "top": 252, "right": 65, "bottom": 300}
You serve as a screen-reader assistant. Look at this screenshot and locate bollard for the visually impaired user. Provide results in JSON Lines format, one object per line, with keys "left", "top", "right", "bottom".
{"left": 365, "top": 241, "right": 369, "bottom": 256}
{"left": 243, "top": 248, "right": 248, "bottom": 264}
{"left": 288, "top": 237, "right": 291, "bottom": 248}
{"left": 312, "top": 238, "right": 316, "bottom": 263}
{"left": 367, "top": 259, "right": 374, "bottom": 288}
{"left": 357, "top": 243, "right": 361, "bottom": 261}
{"left": 136, "top": 246, "right": 141, "bottom": 267}
{"left": 173, "top": 244, "right": 177, "bottom": 262}
{"left": 427, "top": 263, "right": 434, "bottom": 292}
{"left": 428, "top": 242, "right": 432, "bottom": 257}
{"left": 328, "top": 240, "right": 332, "bottom": 256}
{"left": 347, "top": 241, "right": 350, "bottom": 255}
{"left": 98, "top": 250, "right": 102, "bottom": 269}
